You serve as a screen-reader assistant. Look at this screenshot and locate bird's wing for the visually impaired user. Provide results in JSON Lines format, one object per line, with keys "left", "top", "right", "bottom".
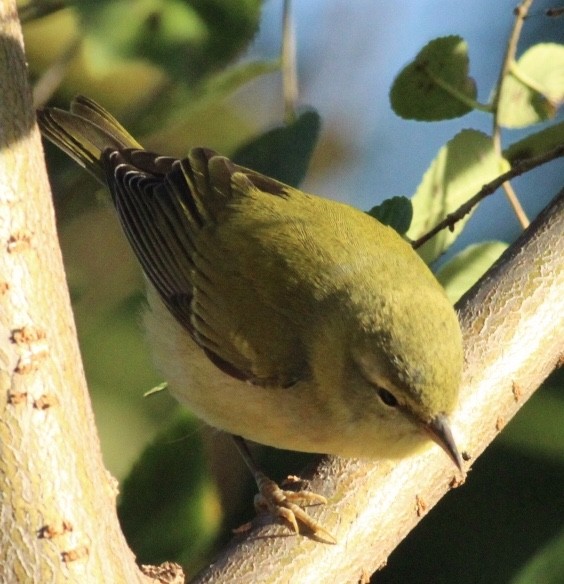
{"left": 103, "top": 148, "right": 312, "bottom": 387}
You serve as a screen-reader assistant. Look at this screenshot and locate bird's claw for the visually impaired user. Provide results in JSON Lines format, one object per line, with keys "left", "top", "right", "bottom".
{"left": 253, "top": 473, "right": 336, "bottom": 543}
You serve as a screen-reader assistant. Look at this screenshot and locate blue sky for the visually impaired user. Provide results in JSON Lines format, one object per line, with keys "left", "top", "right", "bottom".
{"left": 242, "top": 0, "right": 563, "bottom": 254}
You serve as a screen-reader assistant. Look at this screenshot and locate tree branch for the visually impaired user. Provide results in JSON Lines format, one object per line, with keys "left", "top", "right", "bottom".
{"left": 192, "top": 189, "right": 564, "bottom": 583}
{"left": 0, "top": 3, "right": 180, "bottom": 582}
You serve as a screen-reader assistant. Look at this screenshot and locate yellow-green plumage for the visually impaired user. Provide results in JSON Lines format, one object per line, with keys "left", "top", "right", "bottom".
{"left": 38, "top": 96, "right": 463, "bottom": 467}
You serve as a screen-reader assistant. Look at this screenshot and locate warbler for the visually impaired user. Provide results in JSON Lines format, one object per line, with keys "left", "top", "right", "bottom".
{"left": 38, "top": 96, "right": 464, "bottom": 538}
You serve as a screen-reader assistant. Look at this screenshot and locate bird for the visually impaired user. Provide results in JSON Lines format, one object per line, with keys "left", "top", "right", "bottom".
{"left": 37, "top": 96, "right": 464, "bottom": 540}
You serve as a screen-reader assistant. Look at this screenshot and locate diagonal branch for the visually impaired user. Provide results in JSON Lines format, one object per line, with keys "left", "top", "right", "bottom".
{"left": 191, "top": 189, "right": 564, "bottom": 583}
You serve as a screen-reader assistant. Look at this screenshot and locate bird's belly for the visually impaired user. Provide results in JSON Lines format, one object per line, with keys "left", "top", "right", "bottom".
{"left": 143, "top": 290, "right": 334, "bottom": 453}
{"left": 143, "top": 288, "right": 429, "bottom": 460}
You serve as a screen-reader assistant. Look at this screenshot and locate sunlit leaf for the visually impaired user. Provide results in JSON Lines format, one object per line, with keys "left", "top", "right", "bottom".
{"left": 504, "top": 121, "right": 564, "bottom": 164}
{"left": 407, "top": 130, "right": 508, "bottom": 263}
{"left": 498, "top": 43, "right": 564, "bottom": 128}
{"left": 390, "top": 35, "right": 477, "bottom": 121}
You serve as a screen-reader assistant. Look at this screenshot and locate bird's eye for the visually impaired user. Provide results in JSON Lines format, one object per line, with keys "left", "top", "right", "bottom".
{"left": 377, "top": 388, "right": 398, "bottom": 408}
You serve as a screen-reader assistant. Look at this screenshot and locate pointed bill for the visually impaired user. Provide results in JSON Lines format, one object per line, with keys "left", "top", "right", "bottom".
{"left": 425, "top": 414, "right": 463, "bottom": 471}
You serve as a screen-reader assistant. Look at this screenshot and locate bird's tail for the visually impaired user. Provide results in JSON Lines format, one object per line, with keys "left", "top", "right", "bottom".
{"left": 37, "top": 95, "right": 142, "bottom": 183}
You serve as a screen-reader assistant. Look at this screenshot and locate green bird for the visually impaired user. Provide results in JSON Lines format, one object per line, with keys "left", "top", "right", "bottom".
{"left": 38, "top": 96, "right": 464, "bottom": 539}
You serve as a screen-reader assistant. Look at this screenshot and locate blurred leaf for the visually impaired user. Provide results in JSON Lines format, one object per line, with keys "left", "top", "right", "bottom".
{"left": 79, "top": 295, "right": 154, "bottom": 393}
{"left": 504, "top": 121, "right": 564, "bottom": 164}
{"left": 500, "top": 373, "right": 564, "bottom": 463}
{"left": 18, "top": 0, "right": 67, "bottom": 23}
{"left": 406, "top": 130, "right": 508, "bottom": 263}
{"left": 437, "top": 241, "right": 508, "bottom": 303}
{"left": 137, "top": 59, "right": 279, "bottom": 145}
{"left": 77, "top": 294, "right": 176, "bottom": 479}
{"left": 77, "top": 0, "right": 263, "bottom": 83}
{"left": 79, "top": 0, "right": 204, "bottom": 71}
{"left": 118, "top": 412, "right": 221, "bottom": 570}
{"left": 144, "top": 99, "right": 256, "bottom": 158}
{"left": 232, "top": 109, "right": 321, "bottom": 187}
{"left": 186, "top": 0, "right": 263, "bottom": 74}
{"left": 197, "top": 58, "right": 279, "bottom": 103}
{"left": 498, "top": 43, "right": 564, "bottom": 128}
{"left": 511, "top": 528, "right": 564, "bottom": 584}
{"left": 367, "top": 196, "right": 413, "bottom": 235}
{"left": 390, "top": 35, "right": 477, "bottom": 121}
{"left": 22, "top": 6, "right": 81, "bottom": 69}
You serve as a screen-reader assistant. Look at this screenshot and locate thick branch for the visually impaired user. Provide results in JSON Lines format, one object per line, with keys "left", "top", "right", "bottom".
{"left": 192, "top": 190, "right": 564, "bottom": 583}
{"left": 0, "top": 3, "right": 174, "bottom": 582}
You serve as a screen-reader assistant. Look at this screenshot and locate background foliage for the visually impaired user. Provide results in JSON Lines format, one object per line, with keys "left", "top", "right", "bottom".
{"left": 22, "top": 0, "right": 563, "bottom": 580}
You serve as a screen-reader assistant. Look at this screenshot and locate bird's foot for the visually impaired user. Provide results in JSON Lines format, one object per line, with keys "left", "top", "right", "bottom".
{"left": 253, "top": 471, "right": 336, "bottom": 543}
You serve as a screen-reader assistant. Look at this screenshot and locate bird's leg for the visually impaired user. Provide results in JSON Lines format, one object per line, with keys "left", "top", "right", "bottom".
{"left": 231, "top": 435, "right": 336, "bottom": 543}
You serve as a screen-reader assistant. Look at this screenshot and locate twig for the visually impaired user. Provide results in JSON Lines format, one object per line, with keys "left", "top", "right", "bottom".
{"left": 491, "top": 0, "right": 535, "bottom": 228}
{"left": 281, "top": 0, "right": 298, "bottom": 123}
{"left": 412, "top": 144, "right": 564, "bottom": 249}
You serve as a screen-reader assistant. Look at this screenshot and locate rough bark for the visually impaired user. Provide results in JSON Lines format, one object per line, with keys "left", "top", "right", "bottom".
{"left": 0, "top": 3, "right": 174, "bottom": 582}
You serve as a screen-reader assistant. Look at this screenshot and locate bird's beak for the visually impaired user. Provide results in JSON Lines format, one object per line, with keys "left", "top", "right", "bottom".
{"left": 424, "top": 414, "right": 464, "bottom": 472}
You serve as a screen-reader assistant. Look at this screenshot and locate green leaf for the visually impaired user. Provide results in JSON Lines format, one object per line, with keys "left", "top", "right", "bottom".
{"left": 77, "top": 0, "right": 263, "bottom": 82}
{"left": 143, "top": 58, "right": 279, "bottom": 135}
{"left": 232, "top": 109, "right": 321, "bottom": 187}
{"left": 184, "top": 0, "right": 264, "bottom": 76}
{"left": 197, "top": 59, "right": 279, "bottom": 103}
{"left": 407, "top": 130, "right": 508, "bottom": 263}
{"left": 499, "top": 372, "right": 564, "bottom": 584}
{"left": 498, "top": 43, "right": 564, "bottom": 128}
{"left": 118, "top": 412, "right": 221, "bottom": 569}
{"left": 504, "top": 121, "right": 564, "bottom": 164}
{"left": 390, "top": 35, "right": 477, "bottom": 121}
{"left": 437, "top": 241, "right": 508, "bottom": 303}
{"left": 500, "top": 370, "right": 564, "bottom": 463}
{"left": 510, "top": 528, "right": 564, "bottom": 584}
{"left": 367, "top": 196, "right": 413, "bottom": 235}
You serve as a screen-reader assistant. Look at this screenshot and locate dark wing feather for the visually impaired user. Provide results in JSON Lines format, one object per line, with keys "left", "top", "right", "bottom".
{"left": 101, "top": 147, "right": 295, "bottom": 384}
{"left": 39, "top": 98, "right": 309, "bottom": 386}
{"left": 103, "top": 149, "right": 200, "bottom": 333}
